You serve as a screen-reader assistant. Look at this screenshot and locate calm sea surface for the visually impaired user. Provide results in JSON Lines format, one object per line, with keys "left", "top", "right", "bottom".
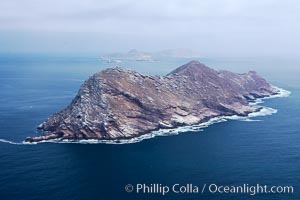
{"left": 0, "top": 54, "right": 299, "bottom": 200}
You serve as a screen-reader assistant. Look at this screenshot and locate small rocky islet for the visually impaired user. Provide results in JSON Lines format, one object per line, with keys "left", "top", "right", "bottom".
{"left": 25, "top": 61, "right": 279, "bottom": 142}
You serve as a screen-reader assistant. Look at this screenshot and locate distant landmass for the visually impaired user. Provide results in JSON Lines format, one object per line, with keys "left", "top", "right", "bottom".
{"left": 99, "top": 49, "right": 201, "bottom": 63}
{"left": 26, "top": 61, "right": 279, "bottom": 143}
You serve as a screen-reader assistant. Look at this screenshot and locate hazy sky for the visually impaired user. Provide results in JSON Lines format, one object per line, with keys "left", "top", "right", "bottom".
{"left": 0, "top": 0, "right": 300, "bottom": 56}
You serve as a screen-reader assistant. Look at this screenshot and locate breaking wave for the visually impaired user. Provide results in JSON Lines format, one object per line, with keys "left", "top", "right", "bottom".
{"left": 0, "top": 139, "right": 28, "bottom": 145}
{"left": 0, "top": 86, "right": 291, "bottom": 145}
{"left": 249, "top": 86, "right": 291, "bottom": 106}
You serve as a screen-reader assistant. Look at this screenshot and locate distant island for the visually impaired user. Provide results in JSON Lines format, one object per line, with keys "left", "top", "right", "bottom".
{"left": 99, "top": 49, "right": 201, "bottom": 63}
{"left": 26, "top": 61, "right": 279, "bottom": 143}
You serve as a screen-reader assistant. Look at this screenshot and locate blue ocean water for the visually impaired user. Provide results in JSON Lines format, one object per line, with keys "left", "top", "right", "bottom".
{"left": 0, "top": 54, "right": 299, "bottom": 200}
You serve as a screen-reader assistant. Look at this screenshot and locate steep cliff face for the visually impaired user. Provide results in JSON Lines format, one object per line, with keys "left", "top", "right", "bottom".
{"left": 25, "top": 61, "right": 278, "bottom": 142}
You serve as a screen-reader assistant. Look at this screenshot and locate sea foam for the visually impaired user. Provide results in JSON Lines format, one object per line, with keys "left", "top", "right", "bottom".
{"left": 0, "top": 139, "right": 25, "bottom": 145}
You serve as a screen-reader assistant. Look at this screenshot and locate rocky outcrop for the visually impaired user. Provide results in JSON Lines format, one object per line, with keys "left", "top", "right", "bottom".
{"left": 25, "top": 61, "right": 278, "bottom": 142}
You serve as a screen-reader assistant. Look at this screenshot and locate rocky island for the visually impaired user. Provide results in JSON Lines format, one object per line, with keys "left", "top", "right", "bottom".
{"left": 99, "top": 48, "right": 201, "bottom": 63}
{"left": 25, "top": 61, "right": 279, "bottom": 143}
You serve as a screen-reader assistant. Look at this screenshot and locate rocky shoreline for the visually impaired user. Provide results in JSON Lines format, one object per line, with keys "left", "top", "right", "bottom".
{"left": 25, "top": 61, "right": 279, "bottom": 143}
